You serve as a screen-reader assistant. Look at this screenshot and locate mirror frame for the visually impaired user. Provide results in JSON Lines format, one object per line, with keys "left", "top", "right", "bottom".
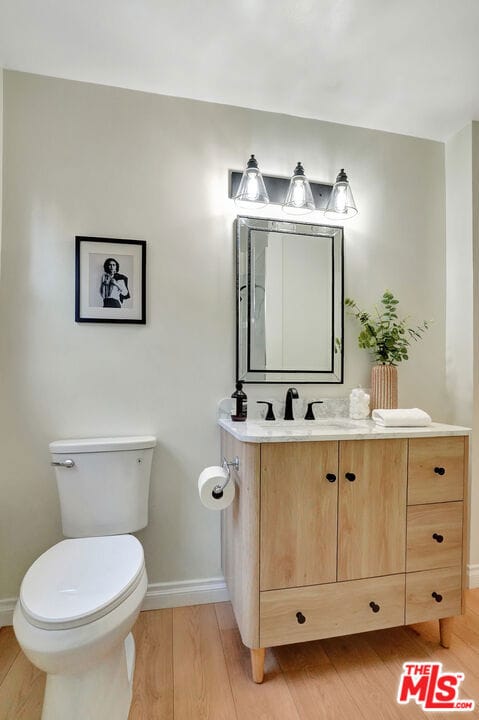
{"left": 236, "top": 216, "right": 344, "bottom": 384}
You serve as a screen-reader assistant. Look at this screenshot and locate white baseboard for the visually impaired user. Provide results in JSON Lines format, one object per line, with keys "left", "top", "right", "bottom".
{"left": 142, "top": 576, "right": 229, "bottom": 611}
{"left": 0, "top": 598, "right": 16, "bottom": 628}
{"left": 467, "top": 564, "right": 479, "bottom": 588}
{"left": 0, "top": 578, "right": 229, "bottom": 628}
{"left": 2, "top": 569, "right": 478, "bottom": 628}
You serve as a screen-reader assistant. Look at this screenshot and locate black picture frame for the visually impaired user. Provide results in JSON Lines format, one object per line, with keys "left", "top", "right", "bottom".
{"left": 75, "top": 236, "right": 146, "bottom": 324}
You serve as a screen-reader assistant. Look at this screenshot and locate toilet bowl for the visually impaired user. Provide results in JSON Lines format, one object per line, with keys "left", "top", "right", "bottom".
{"left": 13, "top": 436, "right": 156, "bottom": 720}
{"left": 14, "top": 535, "right": 147, "bottom": 720}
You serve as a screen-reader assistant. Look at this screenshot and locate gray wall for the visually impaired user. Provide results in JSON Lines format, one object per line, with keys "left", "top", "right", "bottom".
{"left": 0, "top": 71, "right": 447, "bottom": 600}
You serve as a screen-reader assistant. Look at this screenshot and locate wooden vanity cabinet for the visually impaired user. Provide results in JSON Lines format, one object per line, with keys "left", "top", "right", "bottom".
{"left": 220, "top": 430, "right": 468, "bottom": 684}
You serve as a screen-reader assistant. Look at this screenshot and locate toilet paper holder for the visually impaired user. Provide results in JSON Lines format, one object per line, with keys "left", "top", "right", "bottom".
{"left": 212, "top": 456, "right": 240, "bottom": 499}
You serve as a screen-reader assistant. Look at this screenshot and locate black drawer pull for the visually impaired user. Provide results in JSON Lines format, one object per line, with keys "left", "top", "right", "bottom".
{"left": 345, "top": 472, "right": 356, "bottom": 482}
{"left": 432, "top": 592, "right": 443, "bottom": 603}
{"left": 432, "top": 533, "right": 444, "bottom": 543}
{"left": 434, "top": 466, "right": 446, "bottom": 476}
{"left": 369, "top": 601, "right": 380, "bottom": 613}
{"left": 326, "top": 473, "right": 336, "bottom": 483}
{"left": 296, "top": 611, "right": 306, "bottom": 624}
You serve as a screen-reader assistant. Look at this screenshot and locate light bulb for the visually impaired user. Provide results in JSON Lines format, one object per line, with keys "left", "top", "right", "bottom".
{"left": 244, "top": 172, "right": 260, "bottom": 200}
{"left": 292, "top": 179, "right": 307, "bottom": 208}
{"left": 332, "top": 184, "right": 347, "bottom": 214}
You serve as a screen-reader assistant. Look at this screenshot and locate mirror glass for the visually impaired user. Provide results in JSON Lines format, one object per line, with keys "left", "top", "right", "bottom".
{"left": 236, "top": 216, "right": 343, "bottom": 383}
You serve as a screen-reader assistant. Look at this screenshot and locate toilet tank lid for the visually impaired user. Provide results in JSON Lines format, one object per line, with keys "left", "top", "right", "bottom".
{"left": 49, "top": 436, "right": 157, "bottom": 453}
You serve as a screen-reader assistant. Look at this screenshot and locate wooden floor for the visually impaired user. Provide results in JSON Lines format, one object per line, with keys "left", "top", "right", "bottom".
{"left": 2, "top": 592, "right": 479, "bottom": 719}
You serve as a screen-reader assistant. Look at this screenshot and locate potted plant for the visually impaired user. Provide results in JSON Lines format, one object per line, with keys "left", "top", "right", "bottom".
{"left": 345, "top": 291, "right": 430, "bottom": 410}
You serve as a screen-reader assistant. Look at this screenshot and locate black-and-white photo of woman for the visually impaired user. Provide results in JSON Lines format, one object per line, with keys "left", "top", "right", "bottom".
{"left": 100, "top": 257, "right": 130, "bottom": 308}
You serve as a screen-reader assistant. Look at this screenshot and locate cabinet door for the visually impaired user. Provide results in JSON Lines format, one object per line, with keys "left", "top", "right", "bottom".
{"left": 260, "top": 441, "right": 338, "bottom": 591}
{"left": 338, "top": 439, "right": 407, "bottom": 581}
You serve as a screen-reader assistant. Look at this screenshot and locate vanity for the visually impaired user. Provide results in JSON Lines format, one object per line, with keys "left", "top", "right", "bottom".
{"left": 218, "top": 418, "right": 470, "bottom": 683}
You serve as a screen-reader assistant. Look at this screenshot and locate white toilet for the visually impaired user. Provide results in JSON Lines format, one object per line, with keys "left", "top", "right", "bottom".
{"left": 13, "top": 435, "right": 157, "bottom": 720}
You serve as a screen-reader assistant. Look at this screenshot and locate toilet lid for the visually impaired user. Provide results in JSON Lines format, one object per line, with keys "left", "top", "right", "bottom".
{"left": 20, "top": 535, "right": 145, "bottom": 630}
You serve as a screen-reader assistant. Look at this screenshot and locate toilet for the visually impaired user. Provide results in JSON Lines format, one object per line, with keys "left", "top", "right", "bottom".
{"left": 13, "top": 435, "right": 157, "bottom": 720}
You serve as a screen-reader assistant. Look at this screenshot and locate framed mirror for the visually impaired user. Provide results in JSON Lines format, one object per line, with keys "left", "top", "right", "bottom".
{"left": 236, "top": 216, "right": 343, "bottom": 383}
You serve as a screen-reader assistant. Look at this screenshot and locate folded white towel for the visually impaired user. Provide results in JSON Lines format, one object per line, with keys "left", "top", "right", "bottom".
{"left": 372, "top": 408, "right": 432, "bottom": 427}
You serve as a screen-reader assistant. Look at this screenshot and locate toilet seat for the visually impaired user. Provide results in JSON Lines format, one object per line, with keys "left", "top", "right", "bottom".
{"left": 20, "top": 535, "right": 145, "bottom": 630}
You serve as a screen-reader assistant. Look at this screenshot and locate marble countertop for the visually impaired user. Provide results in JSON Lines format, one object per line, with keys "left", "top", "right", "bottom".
{"left": 218, "top": 417, "right": 471, "bottom": 443}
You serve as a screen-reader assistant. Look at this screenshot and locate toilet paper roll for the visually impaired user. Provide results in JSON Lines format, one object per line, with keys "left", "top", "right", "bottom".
{"left": 198, "top": 466, "right": 235, "bottom": 510}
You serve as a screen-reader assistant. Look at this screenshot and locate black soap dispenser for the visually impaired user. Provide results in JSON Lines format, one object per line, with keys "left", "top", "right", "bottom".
{"left": 231, "top": 381, "right": 247, "bottom": 422}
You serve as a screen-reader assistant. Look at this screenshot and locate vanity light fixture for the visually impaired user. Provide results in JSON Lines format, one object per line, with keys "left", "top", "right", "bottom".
{"left": 233, "top": 155, "right": 270, "bottom": 209}
{"left": 324, "top": 168, "right": 358, "bottom": 219}
{"left": 282, "top": 162, "right": 315, "bottom": 215}
{"left": 229, "top": 160, "right": 358, "bottom": 218}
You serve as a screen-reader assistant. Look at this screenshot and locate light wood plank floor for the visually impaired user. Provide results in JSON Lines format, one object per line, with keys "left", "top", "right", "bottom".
{"left": 2, "top": 592, "right": 479, "bottom": 719}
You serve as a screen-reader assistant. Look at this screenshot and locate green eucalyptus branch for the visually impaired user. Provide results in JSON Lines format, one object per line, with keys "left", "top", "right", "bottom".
{"left": 345, "top": 290, "right": 431, "bottom": 366}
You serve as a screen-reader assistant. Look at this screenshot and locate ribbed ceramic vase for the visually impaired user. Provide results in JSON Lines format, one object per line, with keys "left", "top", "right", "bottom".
{"left": 370, "top": 364, "right": 398, "bottom": 410}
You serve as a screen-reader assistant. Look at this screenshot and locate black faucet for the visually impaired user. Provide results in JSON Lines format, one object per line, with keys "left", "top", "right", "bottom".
{"left": 284, "top": 387, "right": 299, "bottom": 420}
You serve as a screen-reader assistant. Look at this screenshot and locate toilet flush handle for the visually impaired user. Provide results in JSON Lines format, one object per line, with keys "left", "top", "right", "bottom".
{"left": 51, "top": 459, "right": 75, "bottom": 468}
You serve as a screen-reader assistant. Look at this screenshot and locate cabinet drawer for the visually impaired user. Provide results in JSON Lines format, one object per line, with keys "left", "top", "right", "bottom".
{"left": 407, "top": 502, "right": 463, "bottom": 572}
{"left": 406, "top": 567, "right": 462, "bottom": 624}
{"left": 259, "top": 574, "right": 405, "bottom": 647}
{"left": 408, "top": 437, "right": 464, "bottom": 505}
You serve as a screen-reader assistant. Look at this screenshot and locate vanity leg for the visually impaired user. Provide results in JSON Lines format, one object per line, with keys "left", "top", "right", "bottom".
{"left": 250, "top": 648, "right": 265, "bottom": 683}
{"left": 439, "top": 617, "right": 454, "bottom": 648}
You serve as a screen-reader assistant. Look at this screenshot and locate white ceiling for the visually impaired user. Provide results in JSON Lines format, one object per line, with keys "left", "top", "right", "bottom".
{"left": 1, "top": 0, "right": 479, "bottom": 141}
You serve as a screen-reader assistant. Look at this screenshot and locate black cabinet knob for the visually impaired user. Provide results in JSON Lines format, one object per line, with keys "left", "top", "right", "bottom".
{"left": 434, "top": 466, "right": 446, "bottom": 476}
{"left": 432, "top": 533, "right": 444, "bottom": 543}
{"left": 432, "top": 592, "right": 443, "bottom": 603}
{"left": 296, "top": 611, "right": 306, "bottom": 624}
{"left": 345, "top": 472, "right": 356, "bottom": 481}
{"left": 326, "top": 473, "right": 336, "bottom": 483}
{"left": 369, "top": 601, "right": 380, "bottom": 613}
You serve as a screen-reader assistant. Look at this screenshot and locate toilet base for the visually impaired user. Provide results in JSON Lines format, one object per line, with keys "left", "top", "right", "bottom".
{"left": 41, "top": 633, "right": 135, "bottom": 720}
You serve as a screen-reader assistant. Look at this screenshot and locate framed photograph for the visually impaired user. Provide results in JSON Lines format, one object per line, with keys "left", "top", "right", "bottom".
{"left": 75, "top": 237, "right": 146, "bottom": 324}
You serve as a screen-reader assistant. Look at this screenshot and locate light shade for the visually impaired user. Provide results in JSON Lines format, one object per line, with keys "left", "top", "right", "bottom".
{"left": 324, "top": 169, "right": 358, "bottom": 219}
{"left": 234, "top": 155, "right": 269, "bottom": 209}
{"left": 282, "top": 162, "right": 315, "bottom": 215}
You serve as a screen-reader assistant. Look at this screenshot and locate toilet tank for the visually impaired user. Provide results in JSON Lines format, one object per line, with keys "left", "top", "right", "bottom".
{"left": 49, "top": 436, "right": 157, "bottom": 538}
